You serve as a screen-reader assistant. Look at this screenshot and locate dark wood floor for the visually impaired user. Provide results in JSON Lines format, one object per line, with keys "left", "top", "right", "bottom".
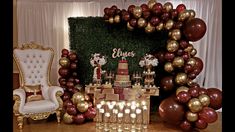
{"left": 13, "top": 112, "right": 222, "bottom": 132}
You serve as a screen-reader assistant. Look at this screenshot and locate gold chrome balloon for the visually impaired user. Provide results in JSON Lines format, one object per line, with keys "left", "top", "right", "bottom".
{"left": 164, "top": 19, "right": 174, "bottom": 30}
{"left": 175, "top": 73, "right": 188, "bottom": 85}
{"left": 133, "top": 6, "right": 142, "bottom": 18}
{"left": 199, "top": 94, "right": 210, "bottom": 107}
{"left": 186, "top": 111, "right": 198, "bottom": 122}
{"left": 147, "top": 0, "right": 157, "bottom": 9}
{"left": 188, "top": 98, "right": 203, "bottom": 113}
{"left": 188, "top": 9, "right": 196, "bottom": 19}
{"left": 167, "top": 40, "right": 179, "bottom": 52}
{"left": 170, "top": 29, "right": 181, "bottom": 40}
{"left": 190, "top": 48, "right": 197, "bottom": 56}
{"left": 63, "top": 112, "right": 73, "bottom": 124}
{"left": 178, "top": 10, "right": 190, "bottom": 21}
{"left": 59, "top": 57, "right": 70, "bottom": 67}
{"left": 163, "top": 2, "right": 173, "bottom": 12}
{"left": 109, "top": 17, "right": 114, "bottom": 24}
{"left": 127, "top": 22, "right": 134, "bottom": 31}
{"left": 156, "top": 22, "right": 164, "bottom": 31}
{"left": 173, "top": 56, "right": 185, "bottom": 68}
{"left": 145, "top": 22, "right": 155, "bottom": 33}
{"left": 114, "top": 15, "right": 121, "bottom": 23}
{"left": 186, "top": 58, "right": 197, "bottom": 67}
{"left": 137, "top": 18, "right": 147, "bottom": 28}
{"left": 164, "top": 62, "right": 174, "bottom": 72}
{"left": 176, "top": 86, "right": 189, "bottom": 96}
{"left": 72, "top": 92, "right": 85, "bottom": 105}
{"left": 77, "top": 101, "right": 89, "bottom": 113}
{"left": 184, "top": 44, "right": 194, "bottom": 52}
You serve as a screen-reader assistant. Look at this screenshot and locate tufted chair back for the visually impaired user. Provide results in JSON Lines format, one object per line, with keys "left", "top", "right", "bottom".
{"left": 13, "top": 43, "right": 54, "bottom": 100}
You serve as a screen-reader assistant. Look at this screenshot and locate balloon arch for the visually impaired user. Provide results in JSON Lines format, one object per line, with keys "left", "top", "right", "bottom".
{"left": 101, "top": 0, "right": 222, "bottom": 131}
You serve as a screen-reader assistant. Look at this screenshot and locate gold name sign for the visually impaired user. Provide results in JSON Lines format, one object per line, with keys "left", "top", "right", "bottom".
{"left": 112, "top": 48, "right": 135, "bottom": 58}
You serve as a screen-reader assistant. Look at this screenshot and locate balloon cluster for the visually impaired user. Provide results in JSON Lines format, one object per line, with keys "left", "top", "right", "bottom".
{"left": 103, "top": 0, "right": 206, "bottom": 42}
{"left": 103, "top": 0, "right": 221, "bottom": 131}
{"left": 58, "top": 49, "right": 96, "bottom": 124}
{"left": 159, "top": 87, "right": 222, "bottom": 131}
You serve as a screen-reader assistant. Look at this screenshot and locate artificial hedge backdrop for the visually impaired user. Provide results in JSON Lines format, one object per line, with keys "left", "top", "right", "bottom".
{"left": 68, "top": 17, "right": 168, "bottom": 85}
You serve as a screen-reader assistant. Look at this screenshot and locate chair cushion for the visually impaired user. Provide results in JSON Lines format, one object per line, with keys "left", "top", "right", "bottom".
{"left": 23, "top": 100, "right": 57, "bottom": 114}
{"left": 24, "top": 85, "right": 44, "bottom": 102}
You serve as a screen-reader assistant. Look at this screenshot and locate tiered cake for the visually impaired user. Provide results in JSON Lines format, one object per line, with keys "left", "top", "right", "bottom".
{"left": 114, "top": 59, "right": 132, "bottom": 88}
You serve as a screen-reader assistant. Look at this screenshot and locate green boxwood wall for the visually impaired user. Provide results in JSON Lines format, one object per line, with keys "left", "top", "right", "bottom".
{"left": 68, "top": 17, "right": 168, "bottom": 85}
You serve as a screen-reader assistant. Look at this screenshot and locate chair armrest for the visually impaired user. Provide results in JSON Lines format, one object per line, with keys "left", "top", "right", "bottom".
{"left": 48, "top": 86, "right": 64, "bottom": 110}
{"left": 13, "top": 88, "right": 26, "bottom": 115}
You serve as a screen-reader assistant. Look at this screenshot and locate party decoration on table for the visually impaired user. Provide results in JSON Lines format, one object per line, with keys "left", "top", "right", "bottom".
{"left": 58, "top": 49, "right": 96, "bottom": 125}
{"left": 139, "top": 54, "right": 158, "bottom": 88}
{"left": 101, "top": 0, "right": 222, "bottom": 131}
{"left": 90, "top": 53, "right": 107, "bottom": 85}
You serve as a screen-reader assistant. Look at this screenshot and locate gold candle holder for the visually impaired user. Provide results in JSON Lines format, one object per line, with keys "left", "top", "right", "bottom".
{"left": 124, "top": 108, "right": 131, "bottom": 130}
{"left": 117, "top": 113, "right": 123, "bottom": 131}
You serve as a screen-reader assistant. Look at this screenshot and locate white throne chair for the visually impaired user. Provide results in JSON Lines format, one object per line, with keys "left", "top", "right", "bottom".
{"left": 13, "top": 42, "right": 64, "bottom": 129}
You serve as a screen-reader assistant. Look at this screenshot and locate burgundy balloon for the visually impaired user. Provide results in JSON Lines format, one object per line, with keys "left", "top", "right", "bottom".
{"left": 104, "top": 7, "right": 109, "bottom": 14}
{"left": 189, "top": 82, "right": 200, "bottom": 89}
{"left": 187, "top": 72, "right": 197, "bottom": 80}
{"left": 176, "top": 4, "right": 186, "bottom": 13}
{"left": 182, "top": 53, "right": 190, "bottom": 61}
{"left": 188, "top": 87, "right": 199, "bottom": 97}
{"left": 207, "top": 88, "right": 222, "bottom": 110}
{"left": 69, "top": 53, "right": 77, "bottom": 61}
{"left": 142, "top": 11, "right": 151, "bottom": 19}
{"left": 67, "top": 105, "right": 77, "bottom": 115}
{"left": 58, "top": 68, "right": 70, "bottom": 77}
{"left": 115, "top": 9, "right": 121, "bottom": 15}
{"left": 180, "top": 120, "right": 192, "bottom": 131}
{"left": 184, "top": 64, "right": 194, "bottom": 73}
{"left": 62, "top": 92, "right": 71, "bottom": 101}
{"left": 68, "top": 77, "right": 75, "bottom": 82}
{"left": 70, "top": 62, "right": 77, "bottom": 70}
{"left": 191, "top": 68, "right": 202, "bottom": 75}
{"left": 66, "top": 81, "right": 74, "bottom": 88}
{"left": 73, "top": 114, "right": 85, "bottom": 124}
{"left": 179, "top": 40, "right": 189, "bottom": 49}
{"left": 72, "top": 88, "right": 79, "bottom": 94}
{"left": 103, "top": 14, "right": 109, "bottom": 20}
{"left": 62, "top": 49, "right": 69, "bottom": 55}
{"left": 199, "top": 107, "right": 218, "bottom": 123}
{"left": 176, "top": 49, "right": 184, "bottom": 56}
{"left": 130, "top": 18, "right": 137, "bottom": 27}
{"left": 183, "top": 18, "right": 207, "bottom": 42}
{"left": 159, "top": 96, "right": 185, "bottom": 125}
{"left": 171, "top": 9, "right": 178, "bottom": 19}
{"left": 122, "top": 12, "right": 130, "bottom": 22}
{"left": 140, "top": 4, "right": 149, "bottom": 12}
{"left": 72, "top": 72, "right": 78, "bottom": 77}
{"left": 195, "top": 119, "right": 208, "bottom": 129}
{"left": 150, "top": 17, "right": 161, "bottom": 26}
{"left": 111, "top": 5, "right": 117, "bottom": 10}
{"left": 152, "top": 3, "right": 163, "bottom": 15}
{"left": 160, "top": 76, "right": 175, "bottom": 91}
{"left": 84, "top": 107, "right": 97, "bottom": 120}
{"left": 177, "top": 91, "right": 191, "bottom": 103}
{"left": 108, "top": 8, "right": 115, "bottom": 16}
{"left": 128, "top": 5, "right": 135, "bottom": 14}
{"left": 63, "top": 100, "right": 73, "bottom": 109}
{"left": 156, "top": 51, "right": 165, "bottom": 63}
{"left": 161, "top": 12, "right": 170, "bottom": 22}
{"left": 198, "top": 87, "right": 208, "bottom": 95}
{"left": 194, "top": 57, "right": 204, "bottom": 71}
{"left": 164, "top": 52, "right": 175, "bottom": 62}
{"left": 174, "top": 21, "right": 183, "bottom": 29}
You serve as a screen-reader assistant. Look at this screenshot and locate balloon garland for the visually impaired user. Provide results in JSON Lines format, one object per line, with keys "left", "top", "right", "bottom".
{"left": 58, "top": 49, "right": 96, "bottom": 124}
{"left": 103, "top": 0, "right": 222, "bottom": 131}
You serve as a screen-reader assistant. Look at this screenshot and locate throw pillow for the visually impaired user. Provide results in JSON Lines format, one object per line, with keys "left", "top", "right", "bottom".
{"left": 24, "top": 84, "right": 44, "bottom": 102}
